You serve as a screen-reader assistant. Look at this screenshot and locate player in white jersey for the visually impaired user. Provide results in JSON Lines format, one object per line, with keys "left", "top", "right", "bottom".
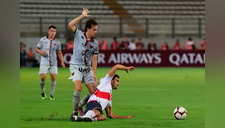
{"left": 36, "top": 25, "right": 65, "bottom": 100}
{"left": 71, "top": 64, "right": 134, "bottom": 122}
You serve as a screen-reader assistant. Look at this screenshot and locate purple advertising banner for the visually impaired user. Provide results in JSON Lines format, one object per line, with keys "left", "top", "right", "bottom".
{"left": 61, "top": 50, "right": 205, "bottom": 67}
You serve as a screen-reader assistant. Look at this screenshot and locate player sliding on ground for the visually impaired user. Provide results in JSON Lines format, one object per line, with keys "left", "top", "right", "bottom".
{"left": 71, "top": 64, "right": 134, "bottom": 122}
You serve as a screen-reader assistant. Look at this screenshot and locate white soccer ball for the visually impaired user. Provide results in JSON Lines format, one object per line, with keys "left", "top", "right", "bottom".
{"left": 173, "top": 107, "right": 187, "bottom": 120}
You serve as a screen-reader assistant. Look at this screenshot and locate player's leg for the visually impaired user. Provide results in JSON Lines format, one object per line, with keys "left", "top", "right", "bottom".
{"left": 84, "top": 69, "right": 97, "bottom": 94}
{"left": 79, "top": 82, "right": 96, "bottom": 115}
{"left": 72, "top": 79, "right": 83, "bottom": 116}
{"left": 72, "top": 101, "right": 103, "bottom": 122}
{"left": 40, "top": 74, "right": 47, "bottom": 99}
{"left": 49, "top": 73, "right": 56, "bottom": 100}
{"left": 69, "top": 65, "right": 84, "bottom": 116}
{"left": 78, "top": 83, "right": 96, "bottom": 106}
{"left": 39, "top": 65, "right": 49, "bottom": 100}
{"left": 77, "top": 69, "right": 97, "bottom": 115}
{"left": 88, "top": 109, "right": 106, "bottom": 121}
{"left": 69, "top": 65, "right": 83, "bottom": 119}
{"left": 97, "top": 114, "right": 105, "bottom": 121}
{"left": 78, "top": 93, "right": 91, "bottom": 116}
{"left": 49, "top": 66, "right": 57, "bottom": 100}
{"left": 75, "top": 110, "right": 104, "bottom": 122}
{"left": 82, "top": 109, "right": 100, "bottom": 121}
{"left": 86, "top": 82, "right": 96, "bottom": 94}
{"left": 83, "top": 101, "right": 103, "bottom": 122}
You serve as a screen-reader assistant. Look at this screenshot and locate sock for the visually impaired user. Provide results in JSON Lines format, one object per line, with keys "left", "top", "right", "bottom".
{"left": 78, "top": 93, "right": 91, "bottom": 108}
{"left": 40, "top": 80, "right": 45, "bottom": 93}
{"left": 83, "top": 110, "right": 96, "bottom": 119}
{"left": 73, "top": 90, "right": 81, "bottom": 113}
{"left": 92, "top": 117, "right": 97, "bottom": 121}
{"left": 50, "top": 81, "right": 56, "bottom": 96}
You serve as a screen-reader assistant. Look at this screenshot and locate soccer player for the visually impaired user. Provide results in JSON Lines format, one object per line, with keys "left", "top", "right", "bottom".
{"left": 71, "top": 64, "right": 134, "bottom": 122}
{"left": 68, "top": 8, "right": 99, "bottom": 116}
{"left": 36, "top": 25, "right": 65, "bottom": 100}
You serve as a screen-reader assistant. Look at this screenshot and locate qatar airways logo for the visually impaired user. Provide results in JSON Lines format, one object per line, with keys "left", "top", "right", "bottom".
{"left": 98, "top": 53, "right": 161, "bottom": 64}
{"left": 169, "top": 53, "right": 205, "bottom": 66}
{"left": 62, "top": 52, "right": 205, "bottom": 66}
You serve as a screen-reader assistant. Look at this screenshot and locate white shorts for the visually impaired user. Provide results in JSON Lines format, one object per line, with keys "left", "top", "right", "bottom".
{"left": 39, "top": 65, "right": 58, "bottom": 75}
{"left": 69, "top": 65, "right": 95, "bottom": 84}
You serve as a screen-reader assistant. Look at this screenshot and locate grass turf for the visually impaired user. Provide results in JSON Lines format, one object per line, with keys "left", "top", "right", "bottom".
{"left": 20, "top": 67, "right": 205, "bottom": 128}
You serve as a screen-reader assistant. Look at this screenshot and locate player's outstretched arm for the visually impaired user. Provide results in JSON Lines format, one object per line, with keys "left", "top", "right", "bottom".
{"left": 68, "top": 8, "right": 91, "bottom": 33}
{"left": 108, "top": 64, "right": 134, "bottom": 77}
{"left": 105, "top": 106, "right": 133, "bottom": 119}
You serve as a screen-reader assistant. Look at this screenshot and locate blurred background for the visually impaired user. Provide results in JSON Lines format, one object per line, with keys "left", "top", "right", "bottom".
{"left": 20, "top": 0, "right": 205, "bottom": 67}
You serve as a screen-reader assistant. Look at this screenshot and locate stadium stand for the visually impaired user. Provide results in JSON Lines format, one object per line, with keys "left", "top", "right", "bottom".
{"left": 20, "top": 0, "right": 205, "bottom": 38}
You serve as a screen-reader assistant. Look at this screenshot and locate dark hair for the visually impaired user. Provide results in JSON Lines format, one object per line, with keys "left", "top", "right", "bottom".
{"left": 113, "top": 36, "right": 117, "bottom": 40}
{"left": 85, "top": 18, "right": 97, "bottom": 32}
{"left": 188, "top": 37, "right": 192, "bottom": 41}
{"left": 48, "top": 25, "right": 57, "bottom": 30}
{"left": 112, "top": 74, "right": 120, "bottom": 80}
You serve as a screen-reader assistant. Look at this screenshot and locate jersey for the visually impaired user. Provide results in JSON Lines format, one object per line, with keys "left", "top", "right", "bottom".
{"left": 37, "top": 36, "right": 61, "bottom": 66}
{"left": 88, "top": 74, "right": 113, "bottom": 110}
{"left": 186, "top": 41, "right": 194, "bottom": 50}
{"left": 70, "top": 28, "right": 99, "bottom": 66}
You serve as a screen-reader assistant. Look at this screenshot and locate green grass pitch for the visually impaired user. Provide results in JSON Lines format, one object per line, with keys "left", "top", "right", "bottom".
{"left": 20, "top": 67, "right": 205, "bottom": 128}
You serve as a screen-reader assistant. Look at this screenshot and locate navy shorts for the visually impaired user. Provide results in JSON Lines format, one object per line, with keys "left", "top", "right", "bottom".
{"left": 84, "top": 101, "right": 103, "bottom": 115}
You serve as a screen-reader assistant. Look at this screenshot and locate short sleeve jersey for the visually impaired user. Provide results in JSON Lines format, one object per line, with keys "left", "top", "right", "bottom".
{"left": 70, "top": 28, "right": 99, "bottom": 66}
{"left": 88, "top": 74, "right": 113, "bottom": 110}
{"left": 37, "top": 36, "right": 61, "bottom": 66}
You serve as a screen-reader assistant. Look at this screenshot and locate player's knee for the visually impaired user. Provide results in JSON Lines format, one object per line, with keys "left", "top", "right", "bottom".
{"left": 93, "top": 109, "right": 101, "bottom": 116}
{"left": 75, "top": 84, "right": 82, "bottom": 91}
{"left": 74, "top": 80, "right": 82, "bottom": 91}
{"left": 50, "top": 74, "right": 56, "bottom": 81}
{"left": 89, "top": 89, "right": 94, "bottom": 94}
{"left": 97, "top": 114, "right": 105, "bottom": 121}
{"left": 93, "top": 83, "right": 97, "bottom": 89}
{"left": 41, "top": 75, "right": 46, "bottom": 81}
{"left": 87, "top": 83, "right": 96, "bottom": 94}
{"left": 51, "top": 77, "right": 56, "bottom": 81}
{"left": 75, "top": 87, "right": 82, "bottom": 92}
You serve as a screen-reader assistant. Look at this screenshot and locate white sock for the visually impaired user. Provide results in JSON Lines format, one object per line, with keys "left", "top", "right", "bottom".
{"left": 80, "top": 115, "right": 97, "bottom": 121}
{"left": 92, "top": 117, "right": 97, "bottom": 121}
{"left": 83, "top": 110, "right": 96, "bottom": 119}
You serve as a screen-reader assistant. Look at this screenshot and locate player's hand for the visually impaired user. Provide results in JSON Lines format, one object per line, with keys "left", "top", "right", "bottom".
{"left": 93, "top": 75, "right": 99, "bottom": 83}
{"left": 82, "top": 8, "right": 91, "bottom": 17}
{"left": 126, "top": 115, "right": 133, "bottom": 118}
{"left": 41, "top": 51, "right": 47, "bottom": 56}
{"left": 126, "top": 66, "right": 135, "bottom": 74}
{"left": 61, "top": 62, "right": 65, "bottom": 68}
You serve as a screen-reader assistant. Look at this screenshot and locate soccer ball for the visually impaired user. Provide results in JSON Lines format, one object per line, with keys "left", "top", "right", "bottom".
{"left": 173, "top": 107, "right": 187, "bottom": 120}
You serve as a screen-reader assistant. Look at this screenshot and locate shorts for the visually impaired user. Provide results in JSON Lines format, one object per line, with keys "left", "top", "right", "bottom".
{"left": 69, "top": 65, "right": 95, "bottom": 84}
{"left": 39, "top": 65, "right": 57, "bottom": 75}
{"left": 84, "top": 101, "right": 103, "bottom": 115}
